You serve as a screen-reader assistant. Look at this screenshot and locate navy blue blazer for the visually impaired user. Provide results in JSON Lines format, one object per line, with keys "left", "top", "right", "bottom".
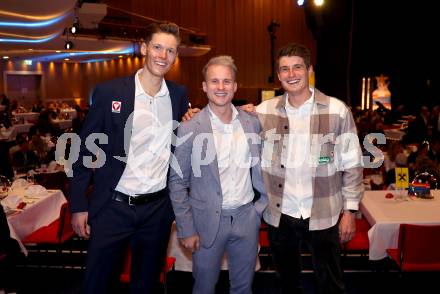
{"left": 69, "top": 75, "right": 188, "bottom": 219}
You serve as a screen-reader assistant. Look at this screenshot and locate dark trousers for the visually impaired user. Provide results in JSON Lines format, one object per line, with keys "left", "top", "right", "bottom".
{"left": 83, "top": 195, "right": 174, "bottom": 294}
{"left": 268, "top": 214, "right": 345, "bottom": 294}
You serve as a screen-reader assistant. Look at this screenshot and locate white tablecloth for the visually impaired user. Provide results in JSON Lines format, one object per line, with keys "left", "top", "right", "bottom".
{"left": 0, "top": 123, "right": 34, "bottom": 141}
{"left": 60, "top": 109, "right": 77, "bottom": 119}
{"left": 4, "top": 187, "right": 67, "bottom": 254}
{"left": 360, "top": 190, "right": 440, "bottom": 260}
{"left": 0, "top": 126, "right": 17, "bottom": 141}
{"left": 12, "top": 112, "right": 39, "bottom": 122}
{"left": 383, "top": 128, "right": 405, "bottom": 141}
{"left": 13, "top": 123, "right": 34, "bottom": 133}
{"left": 166, "top": 222, "right": 260, "bottom": 272}
{"left": 52, "top": 119, "right": 72, "bottom": 129}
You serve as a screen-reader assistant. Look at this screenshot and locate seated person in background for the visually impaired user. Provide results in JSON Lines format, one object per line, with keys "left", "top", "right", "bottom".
{"left": 29, "top": 131, "right": 49, "bottom": 160}
{"left": 31, "top": 99, "right": 45, "bottom": 113}
{"left": 413, "top": 152, "right": 440, "bottom": 180}
{"left": 431, "top": 137, "right": 440, "bottom": 164}
{"left": 384, "top": 141, "right": 406, "bottom": 172}
{"left": 406, "top": 107, "right": 429, "bottom": 144}
{"left": 11, "top": 135, "right": 39, "bottom": 173}
{"left": 35, "top": 109, "right": 61, "bottom": 137}
{"left": 407, "top": 141, "right": 435, "bottom": 169}
{"left": 0, "top": 93, "right": 10, "bottom": 107}
{"left": 0, "top": 143, "right": 14, "bottom": 180}
{"left": 41, "top": 135, "right": 59, "bottom": 165}
{"left": 72, "top": 109, "right": 85, "bottom": 134}
{"left": 0, "top": 111, "right": 12, "bottom": 128}
{"left": 9, "top": 100, "right": 18, "bottom": 113}
{"left": 0, "top": 94, "right": 11, "bottom": 115}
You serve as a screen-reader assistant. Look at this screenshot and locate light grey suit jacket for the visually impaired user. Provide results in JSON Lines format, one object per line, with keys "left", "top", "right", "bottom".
{"left": 168, "top": 106, "right": 268, "bottom": 248}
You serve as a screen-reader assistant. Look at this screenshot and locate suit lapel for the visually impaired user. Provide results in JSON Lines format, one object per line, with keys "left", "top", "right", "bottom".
{"left": 196, "top": 107, "right": 221, "bottom": 188}
{"left": 119, "top": 76, "right": 135, "bottom": 156}
{"left": 121, "top": 76, "right": 135, "bottom": 130}
{"left": 237, "top": 110, "right": 258, "bottom": 159}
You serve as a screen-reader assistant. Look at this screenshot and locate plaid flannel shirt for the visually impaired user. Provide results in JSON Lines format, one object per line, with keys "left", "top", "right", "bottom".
{"left": 256, "top": 89, "right": 364, "bottom": 230}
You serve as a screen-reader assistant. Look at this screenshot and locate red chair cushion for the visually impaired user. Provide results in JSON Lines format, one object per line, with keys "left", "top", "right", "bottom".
{"left": 120, "top": 249, "right": 175, "bottom": 284}
{"left": 22, "top": 219, "right": 61, "bottom": 244}
{"left": 21, "top": 202, "right": 75, "bottom": 244}
{"left": 345, "top": 230, "right": 369, "bottom": 251}
{"left": 387, "top": 224, "right": 440, "bottom": 271}
{"left": 344, "top": 218, "right": 371, "bottom": 251}
{"left": 259, "top": 230, "right": 270, "bottom": 248}
{"left": 355, "top": 218, "right": 371, "bottom": 232}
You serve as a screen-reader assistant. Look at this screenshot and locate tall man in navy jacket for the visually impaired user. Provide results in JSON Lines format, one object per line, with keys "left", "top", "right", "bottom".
{"left": 69, "top": 23, "right": 188, "bottom": 293}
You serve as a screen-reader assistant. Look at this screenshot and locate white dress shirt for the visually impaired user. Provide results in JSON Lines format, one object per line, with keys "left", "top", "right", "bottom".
{"left": 208, "top": 105, "right": 254, "bottom": 209}
{"left": 116, "top": 69, "right": 173, "bottom": 196}
{"left": 282, "top": 90, "right": 314, "bottom": 219}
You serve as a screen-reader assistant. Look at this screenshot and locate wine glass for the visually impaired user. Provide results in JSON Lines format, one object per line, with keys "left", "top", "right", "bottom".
{"left": 0, "top": 175, "right": 11, "bottom": 198}
{"left": 26, "top": 171, "right": 36, "bottom": 185}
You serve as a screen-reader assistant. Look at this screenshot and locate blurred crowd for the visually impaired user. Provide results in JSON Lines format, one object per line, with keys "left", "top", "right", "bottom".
{"left": 0, "top": 93, "right": 88, "bottom": 180}
{"left": 353, "top": 103, "right": 440, "bottom": 189}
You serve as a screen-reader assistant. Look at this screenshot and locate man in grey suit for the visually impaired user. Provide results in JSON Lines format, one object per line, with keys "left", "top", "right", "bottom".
{"left": 168, "top": 55, "right": 268, "bottom": 294}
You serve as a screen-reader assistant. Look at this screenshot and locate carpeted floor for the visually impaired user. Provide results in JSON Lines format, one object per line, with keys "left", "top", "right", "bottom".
{"left": 2, "top": 238, "right": 438, "bottom": 293}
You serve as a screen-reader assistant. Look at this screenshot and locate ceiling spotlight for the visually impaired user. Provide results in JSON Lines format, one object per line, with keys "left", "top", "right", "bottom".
{"left": 70, "top": 25, "right": 77, "bottom": 34}
{"left": 64, "top": 40, "right": 74, "bottom": 50}
{"left": 314, "top": 0, "right": 324, "bottom": 6}
{"left": 70, "top": 19, "right": 79, "bottom": 34}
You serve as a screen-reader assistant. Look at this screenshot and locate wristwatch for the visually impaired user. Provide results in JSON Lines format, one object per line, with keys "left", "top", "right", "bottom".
{"left": 348, "top": 209, "right": 358, "bottom": 214}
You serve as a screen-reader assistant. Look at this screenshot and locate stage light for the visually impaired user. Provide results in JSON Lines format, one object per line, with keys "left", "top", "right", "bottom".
{"left": 64, "top": 40, "right": 73, "bottom": 50}
{"left": 70, "top": 20, "right": 79, "bottom": 34}
{"left": 314, "top": 0, "right": 324, "bottom": 6}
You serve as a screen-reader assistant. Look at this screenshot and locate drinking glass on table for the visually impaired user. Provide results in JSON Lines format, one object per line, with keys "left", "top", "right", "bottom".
{"left": 0, "top": 175, "right": 11, "bottom": 198}
{"left": 26, "top": 171, "right": 36, "bottom": 185}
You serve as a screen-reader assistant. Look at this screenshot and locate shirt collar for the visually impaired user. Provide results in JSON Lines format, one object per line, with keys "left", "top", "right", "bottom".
{"left": 285, "top": 88, "right": 315, "bottom": 112}
{"left": 208, "top": 104, "right": 238, "bottom": 124}
{"left": 135, "top": 69, "right": 169, "bottom": 98}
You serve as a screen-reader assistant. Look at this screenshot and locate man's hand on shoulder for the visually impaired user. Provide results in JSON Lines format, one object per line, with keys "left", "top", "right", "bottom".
{"left": 179, "top": 235, "right": 200, "bottom": 252}
{"left": 239, "top": 104, "right": 256, "bottom": 114}
{"left": 71, "top": 211, "right": 90, "bottom": 239}
{"left": 182, "top": 108, "right": 201, "bottom": 122}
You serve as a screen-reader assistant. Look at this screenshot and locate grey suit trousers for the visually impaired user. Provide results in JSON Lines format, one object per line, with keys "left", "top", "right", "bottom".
{"left": 192, "top": 202, "right": 261, "bottom": 294}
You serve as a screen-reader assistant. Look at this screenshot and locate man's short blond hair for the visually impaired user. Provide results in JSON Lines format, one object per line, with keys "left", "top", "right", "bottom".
{"left": 202, "top": 55, "right": 237, "bottom": 80}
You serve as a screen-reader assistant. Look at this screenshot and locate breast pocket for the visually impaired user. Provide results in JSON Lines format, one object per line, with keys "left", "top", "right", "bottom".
{"left": 111, "top": 112, "right": 126, "bottom": 130}
{"left": 320, "top": 142, "right": 335, "bottom": 159}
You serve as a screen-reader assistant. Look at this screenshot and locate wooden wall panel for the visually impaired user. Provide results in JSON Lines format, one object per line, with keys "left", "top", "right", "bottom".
{"left": 124, "top": 0, "right": 316, "bottom": 106}
{"left": 1, "top": 0, "right": 315, "bottom": 109}
{"left": 0, "top": 58, "right": 139, "bottom": 106}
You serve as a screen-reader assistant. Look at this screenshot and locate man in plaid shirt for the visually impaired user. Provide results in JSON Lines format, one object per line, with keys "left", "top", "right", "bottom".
{"left": 256, "top": 42, "right": 364, "bottom": 293}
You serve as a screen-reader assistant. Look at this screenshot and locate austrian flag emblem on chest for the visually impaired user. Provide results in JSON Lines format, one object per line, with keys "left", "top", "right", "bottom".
{"left": 112, "top": 101, "right": 121, "bottom": 113}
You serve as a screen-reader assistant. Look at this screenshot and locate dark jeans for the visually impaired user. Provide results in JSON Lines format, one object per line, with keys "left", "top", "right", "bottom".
{"left": 268, "top": 214, "right": 346, "bottom": 294}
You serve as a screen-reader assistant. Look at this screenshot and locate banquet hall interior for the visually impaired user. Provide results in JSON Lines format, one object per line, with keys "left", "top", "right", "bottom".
{"left": 1, "top": 0, "right": 439, "bottom": 293}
